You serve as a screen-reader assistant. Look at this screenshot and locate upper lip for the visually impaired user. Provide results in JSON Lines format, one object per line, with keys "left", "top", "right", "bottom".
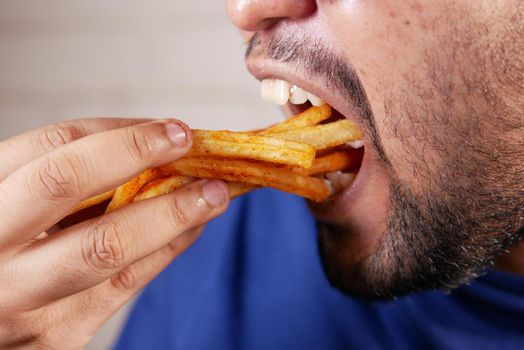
{"left": 246, "top": 60, "right": 367, "bottom": 137}
{"left": 246, "top": 58, "right": 371, "bottom": 211}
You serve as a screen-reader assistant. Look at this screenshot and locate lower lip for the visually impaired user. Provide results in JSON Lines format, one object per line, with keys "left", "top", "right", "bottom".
{"left": 309, "top": 146, "right": 371, "bottom": 222}
{"left": 284, "top": 101, "right": 370, "bottom": 220}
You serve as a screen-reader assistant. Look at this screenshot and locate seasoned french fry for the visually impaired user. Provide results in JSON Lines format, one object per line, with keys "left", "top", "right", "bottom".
{"left": 228, "top": 182, "right": 259, "bottom": 198}
{"left": 73, "top": 189, "right": 116, "bottom": 214}
{"left": 74, "top": 105, "right": 363, "bottom": 214}
{"left": 159, "top": 157, "right": 331, "bottom": 202}
{"left": 133, "top": 175, "right": 193, "bottom": 202}
{"left": 134, "top": 176, "right": 258, "bottom": 202}
{"left": 261, "top": 104, "right": 332, "bottom": 134}
{"left": 188, "top": 130, "right": 315, "bottom": 168}
{"left": 289, "top": 149, "right": 363, "bottom": 176}
{"left": 273, "top": 119, "right": 362, "bottom": 150}
{"left": 106, "top": 168, "right": 159, "bottom": 212}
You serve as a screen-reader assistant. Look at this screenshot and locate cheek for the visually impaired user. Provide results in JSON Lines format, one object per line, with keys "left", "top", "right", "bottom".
{"left": 318, "top": 1, "right": 440, "bottom": 88}
{"left": 317, "top": 1, "right": 454, "bottom": 191}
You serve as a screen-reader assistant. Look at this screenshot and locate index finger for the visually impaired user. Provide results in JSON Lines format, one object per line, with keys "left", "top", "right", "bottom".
{"left": 0, "top": 119, "right": 192, "bottom": 248}
{"left": 0, "top": 118, "right": 151, "bottom": 181}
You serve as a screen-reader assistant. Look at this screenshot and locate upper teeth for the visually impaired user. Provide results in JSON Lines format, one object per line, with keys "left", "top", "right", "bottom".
{"left": 261, "top": 79, "right": 325, "bottom": 107}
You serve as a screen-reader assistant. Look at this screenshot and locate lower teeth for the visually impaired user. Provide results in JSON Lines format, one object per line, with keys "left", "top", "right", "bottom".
{"left": 347, "top": 140, "right": 365, "bottom": 149}
{"left": 325, "top": 171, "right": 357, "bottom": 194}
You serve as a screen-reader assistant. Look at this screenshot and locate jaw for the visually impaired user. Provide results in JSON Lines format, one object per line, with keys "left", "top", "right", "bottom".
{"left": 244, "top": 33, "right": 401, "bottom": 293}
{"left": 313, "top": 147, "right": 391, "bottom": 272}
{"left": 249, "top": 69, "right": 393, "bottom": 278}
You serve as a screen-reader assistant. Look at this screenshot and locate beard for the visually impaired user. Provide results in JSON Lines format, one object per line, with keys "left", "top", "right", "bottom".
{"left": 317, "top": 7, "right": 524, "bottom": 300}
{"left": 246, "top": 6, "right": 524, "bottom": 300}
{"left": 319, "top": 174, "right": 524, "bottom": 300}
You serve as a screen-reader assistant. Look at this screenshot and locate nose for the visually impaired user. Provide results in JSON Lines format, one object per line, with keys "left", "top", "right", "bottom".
{"left": 226, "top": 0, "right": 317, "bottom": 31}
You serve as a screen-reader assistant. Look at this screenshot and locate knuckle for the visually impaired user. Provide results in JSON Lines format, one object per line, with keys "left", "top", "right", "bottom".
{"left": 110, "top": 266, "right": 137, "bottom": 291}
{"left": 167, "top": 239, "right": 180, "bottom": 252}
{"left": 82, "top": 219, "right": 128, "bottom": 274}
{"left": 36, "top": 123, "right": 83, "bottom": 153}
{"left": 126, "top": 126, "right": 163, "bottom": 163}
{"left": 34, "top": 150, "right": 83, "bottom": 200}
{"left": 166, "top": 194, "right": 190, "bottom": 229}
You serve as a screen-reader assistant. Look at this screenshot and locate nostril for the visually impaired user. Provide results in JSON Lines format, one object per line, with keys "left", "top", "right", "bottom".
{"left": 226, "top": 0, "right": 317, "bottom": 32}
{"left": 257, "top": 17, "right": 284, "bottom": 31}
{"left": 225, "top": 0, "right": 272, "bottom": 31}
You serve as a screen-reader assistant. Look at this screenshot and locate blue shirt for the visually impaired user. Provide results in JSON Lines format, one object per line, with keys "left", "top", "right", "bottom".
{"left": 115, "top": 189, "right": 524, "bottom": 350}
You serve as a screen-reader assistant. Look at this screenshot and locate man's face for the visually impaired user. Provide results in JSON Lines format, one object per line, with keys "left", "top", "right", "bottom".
{"left": 227, "top": 0, "right": 524, "bottom": 299}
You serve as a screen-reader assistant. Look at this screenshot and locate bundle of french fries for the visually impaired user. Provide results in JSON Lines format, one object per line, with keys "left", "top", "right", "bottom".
{"left": 75, "top": 104, "right": 362, "bottom": 214}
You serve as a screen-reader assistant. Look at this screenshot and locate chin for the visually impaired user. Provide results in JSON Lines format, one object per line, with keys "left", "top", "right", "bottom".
{"left": 315, "top": 222, "right": 401, "bottom": 301}
{"left": 315, "top": 178, "right": 503, "bottom": 301}
{"left": 316, "top": 221, "right": 436, "bottom": 301}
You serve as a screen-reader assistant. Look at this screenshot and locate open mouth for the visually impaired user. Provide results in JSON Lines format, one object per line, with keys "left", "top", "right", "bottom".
{"left": 259, "top": 78, "right": 365, "bottom": 200}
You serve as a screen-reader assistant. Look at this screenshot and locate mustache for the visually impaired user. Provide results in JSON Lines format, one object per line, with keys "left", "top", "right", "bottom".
{"left": 246, "top": 32, "right": 389, "bottom": 164}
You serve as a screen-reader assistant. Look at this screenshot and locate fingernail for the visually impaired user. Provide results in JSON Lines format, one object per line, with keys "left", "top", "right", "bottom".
{"left": 202, "top": 180, "right": 227, "bottom": 207}
{"left": 165, "top": 122, "right": 188, "bottom": 147}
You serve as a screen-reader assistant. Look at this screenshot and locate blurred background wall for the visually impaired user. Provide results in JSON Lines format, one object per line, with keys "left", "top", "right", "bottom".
{"left": 0, "top": 1, "right": 279, "bottom": 348}
{"left": 0, "top": 0, "right": 279, "bottom": 137}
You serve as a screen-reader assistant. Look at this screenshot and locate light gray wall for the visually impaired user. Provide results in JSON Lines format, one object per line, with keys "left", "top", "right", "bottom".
{"left": 0, "top": 0, "right": 279, "bottom": 138}
{"left": 0, "top": 1, "right": 278, "bottom": 349}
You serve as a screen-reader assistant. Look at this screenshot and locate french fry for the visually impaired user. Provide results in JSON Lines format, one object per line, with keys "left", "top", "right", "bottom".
{"left": 261, "top": 104, "right": 332, "bottom": 134}
{"left": 188, "top": 130, "right": 315, "bottom": 168}
{"left": 272, "top": 119, "right": 361, "bottom": 150}
{"left": 159, "top": 157, "right": 331, "bottom": 202}
{"left": 73, "top": 189, "right": 116, "bottom": 214}
{"left": 133, "top": 176, "right": 257, "bottom": 203}
{"left": 228, "top": 182, "right": 258, "bottom": 198}
{"left": 74, "top": 105, "right": 363, "bottom": 214}
{"left": 138, "top": 150, "right": 359, "bottom": 204}
{"left": 289, "top": 149, "right": 363, "bottom": 176}
{"left": 133, "top": 175, "right": 193, "bottom": 202}
{"left": 106, "top": 168, "right": 159, "bottom": 212}
{"left": 133, "top": 176, "right": 258, "bottom": 202}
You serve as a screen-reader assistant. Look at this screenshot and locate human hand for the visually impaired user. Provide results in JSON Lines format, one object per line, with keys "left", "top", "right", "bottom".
{"left": 0, "top": 118, "right": 229, "bottom": 349}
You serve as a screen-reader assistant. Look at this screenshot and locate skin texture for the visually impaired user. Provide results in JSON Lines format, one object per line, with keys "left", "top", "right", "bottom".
{"left": 228, "top": 0, "right": 524, "bottom": 299}
{"left": 0, "top": 2, "right": 521, "bottom": 347}
{"left": 0, "top": 119, "right": 229, "bottom": 348}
